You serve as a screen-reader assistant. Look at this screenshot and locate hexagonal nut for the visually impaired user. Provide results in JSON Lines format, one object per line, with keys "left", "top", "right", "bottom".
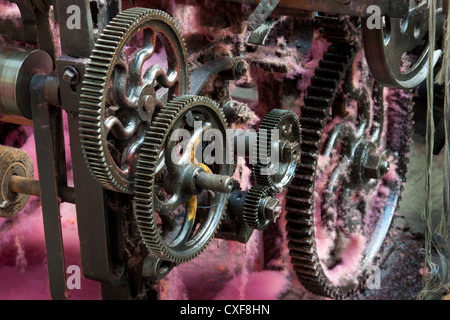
{"left": 281, "top": 141, "right": 300, "bottom": 163}
{"left": 364, "top": 154, "right": 390, "bottom": 180}
{"left": 63, "top": 66, "right": 79, "bottom": 85}
{"left": 263, "top": 197, "right": 282, "bottom": 222}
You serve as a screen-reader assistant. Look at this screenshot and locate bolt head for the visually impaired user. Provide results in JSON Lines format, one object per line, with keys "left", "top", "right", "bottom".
{"left": 263, "top": 197, "right": 281, "bottom": 222}
{"left": 364, "top": 154, "right": 390, "bottom": 180}
{"left": 63, "top": 67, "right": 79, "bottom": 85}
{"left": 281, "top": 141, "right": 300, "bottom": 163}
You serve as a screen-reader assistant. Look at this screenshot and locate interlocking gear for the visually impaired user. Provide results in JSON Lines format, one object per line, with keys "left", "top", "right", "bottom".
{"left": 243, "top": 185, "right": 280, "bottom": 230}
{"left": 285, "top": 17, "right": 413, "bottom": 299}
{"left": 133, "top": 95, "right": 233, "bottom": 263}
{"left": 79, "top": 8, "right": 189, "bottom": 194}
{"left": 253, "top": 109, "right": 301, "bottom": 193}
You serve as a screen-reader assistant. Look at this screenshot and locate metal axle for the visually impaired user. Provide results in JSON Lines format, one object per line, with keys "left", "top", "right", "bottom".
{"left": 8, "top": 175, "right": 75, "bottom": 204}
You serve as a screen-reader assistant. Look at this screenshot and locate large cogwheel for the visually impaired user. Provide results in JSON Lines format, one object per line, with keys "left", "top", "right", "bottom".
{"left": 79, "top": 8, "right": 189, "bottom": 193}
{"left": 133, "top": 95, "right": 233, "bottom": 263}
{"left": 285, "top": 17, "right": 414, "bottom": 299}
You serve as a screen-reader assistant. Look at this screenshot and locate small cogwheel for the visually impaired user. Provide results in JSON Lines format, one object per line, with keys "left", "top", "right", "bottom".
{"left": 243, "top": 185, "right": 281, "bottom": 230}
{"left": 253, "top": 109, "right": 301, "bottom": 193}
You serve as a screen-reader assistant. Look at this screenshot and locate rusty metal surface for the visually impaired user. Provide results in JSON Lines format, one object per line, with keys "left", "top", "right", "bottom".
{"left": 30, "top": 74, "right": 67, "bottom": 300}
{"left": 9, "top": 175, "right": 41, "bottom": 197}
{"left": 225, "top": 0, "right": 398, "bottom": 17}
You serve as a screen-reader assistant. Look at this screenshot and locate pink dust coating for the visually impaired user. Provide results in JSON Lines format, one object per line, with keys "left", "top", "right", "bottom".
{"left": 0, "top": 0, "right": 20, "bottom": 21}
{"left": 0, "top": 114, "right": 101, "bottom": 300}
{"left": 214, "top": 270, "right": 290, "bottom": 300}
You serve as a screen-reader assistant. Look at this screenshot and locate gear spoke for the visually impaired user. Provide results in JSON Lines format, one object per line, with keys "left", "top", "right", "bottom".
{"left": 133, "top": 95, "right": 233, "bottom": 263}
{"left": 285, "top": 16, "right": 413, "bottom": 299}
{"left": 104, "top": 115, "right": 139, "bottom": 140}
{"left": 80, "top": 8, "right": 189, "bottom": 193}
{"left": 144, "top": 64, "right": 178, "bottom": 89}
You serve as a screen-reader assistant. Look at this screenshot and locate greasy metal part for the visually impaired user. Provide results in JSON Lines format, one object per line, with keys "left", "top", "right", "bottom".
{"left": 195, "top": 171, "right": 234, "bottom": 194}
{"left": 133, "top": 95, "right": 233, "bottom": 263}
{"left": 62, "top": 66, "right": 80, "bottom": 85}
{"left": 56, "top": 57, "right": 90, "bottom": 113}
{"left": 262, "top": 196, "right": 282, "bottom": 222}
{"left": 225, "top": 0, "right": 406, "bottom": 18}
{"left": 248, "top": 20, "right": 279, "bottom": 45}
{"left": 9, "top": 175, "right": 40, "bottom": 197}
{"left": 362, "top": 0, "right": 441, "bottom": 89}
{"left": 0, "top": 49, "right": 53, "bottom": 119}
{"left": 8, "top": 175, "right": 76, "bottom": 204}
{"left": 227, "top": 190, "right": 247, "bottom": 216}
{"left": 246, "top": 0, "right": 280, "bottom": 45}
{"left": 189, "top": 57, "right": 247, "bottom": 96}
{"left": 254, "top": 109, "right": 301, "bottom": 193}
{"left": 247, "top": 0, "right": 280, "bottom": 31}
{"left": 0, "top": 145, "right": 34, "bottom": 218}
{"left": 79, "top": 8, "right": 189, "bottom": 194}
{"left": 243, "top": 185, "right": 279, "bottom": 230}
{"left": 216, "top": 190, "right": 255, "bottom": 244}
{"left": 30, "top": 74, "right": 67, "bottom": 300}
{"left": 142, "top": 256, "right": 174, "bottom": 281}
{"left": 362, "top": 151, "right": 390, "bottom": 181}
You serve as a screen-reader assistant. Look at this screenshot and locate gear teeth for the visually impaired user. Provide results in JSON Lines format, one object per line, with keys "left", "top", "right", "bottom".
{"left": 242, "top": 185, "right": 273, "bottom": 230}
{"left": 79, "top": 8, "right": 190, "bottom": 193}
{"left": 253, "top": 109, "right": 301, "bottom": 193}
{"left": 284, "top": 17, "right": 359, "bottom": 299}
{"left": 287, "top": 15, "right": 413, "bottom": 300}
{"left": 133, "top": 95, "right": 232, "bottom": 263}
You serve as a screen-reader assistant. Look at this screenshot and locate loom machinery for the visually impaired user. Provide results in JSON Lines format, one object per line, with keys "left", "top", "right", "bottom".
{"left": 0, "top": 0, "right": 446, "bottom": 299}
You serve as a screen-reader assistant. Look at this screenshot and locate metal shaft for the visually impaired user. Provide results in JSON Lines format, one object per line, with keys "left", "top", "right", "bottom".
{"left": 196, "top": 172, "right": 234, "bottom": 194}
{"left": 9, "top": 175, "right": 76, "bottom": 204}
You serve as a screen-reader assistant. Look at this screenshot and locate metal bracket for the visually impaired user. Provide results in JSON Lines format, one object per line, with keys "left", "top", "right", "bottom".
{"left": 247, "top": 0, "right": 280, "bottom": 45}
{"left": 30, "top": 74, "right": 68, "bottom": 300}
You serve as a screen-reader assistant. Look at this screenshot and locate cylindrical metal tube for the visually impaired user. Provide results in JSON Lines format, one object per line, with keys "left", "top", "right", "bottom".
{"left": 196, "top": 172, "right": 234, "bottom": 194}
{"left": 0, "top": 48, "right": 53, "bottom": 118}
{"left": 9, "top": 175, "right": 76, "bottom": 204}
{"left": 0, "top": 115, "right": 33, "bottom": 126}
{"left": 9, "top": 175, "right": 41, "bottom": 197}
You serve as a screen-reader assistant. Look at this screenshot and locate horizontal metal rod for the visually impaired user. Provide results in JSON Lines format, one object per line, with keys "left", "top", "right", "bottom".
{"left": 196, "top": 172, "right": 234, "bottom": 194}
{"left": 0, "top": 115, "right": 33, "bottom": 127}
{"left": 9, "top": 175, "right": 75, "bottom": 204}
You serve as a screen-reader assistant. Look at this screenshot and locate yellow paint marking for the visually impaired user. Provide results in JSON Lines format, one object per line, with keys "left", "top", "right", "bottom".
{"left": 186, "top": 133, "right": 213, "bottom": 221}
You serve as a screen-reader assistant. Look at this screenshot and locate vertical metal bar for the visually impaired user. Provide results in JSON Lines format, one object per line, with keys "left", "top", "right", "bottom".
{"left": 54, "top": 0, "right": 95, "bottom": 57}
{"left": 30, "top": 74, "right": 67, "bottom": 300}
{"left": 66, "top": 111, "right": 119, "bottom": 285}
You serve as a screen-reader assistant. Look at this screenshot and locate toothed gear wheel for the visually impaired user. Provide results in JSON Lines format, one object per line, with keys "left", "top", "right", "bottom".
{"left": 362, "top": 0, "right": 439, "bottom": 89}
{"left": 243, "top": 185, "right": 277, "bottom": 230}
{"left": 133, "top": 95, "right": 233, "bottom": 263}
{"left": 285, "top": 17, "right": 413, "bottom": 299}
{"left": 79, "top": 8, "right": 189, "bottom": 193}
{"left": 254, "top": 109, "right": 301, "bottom": 193}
